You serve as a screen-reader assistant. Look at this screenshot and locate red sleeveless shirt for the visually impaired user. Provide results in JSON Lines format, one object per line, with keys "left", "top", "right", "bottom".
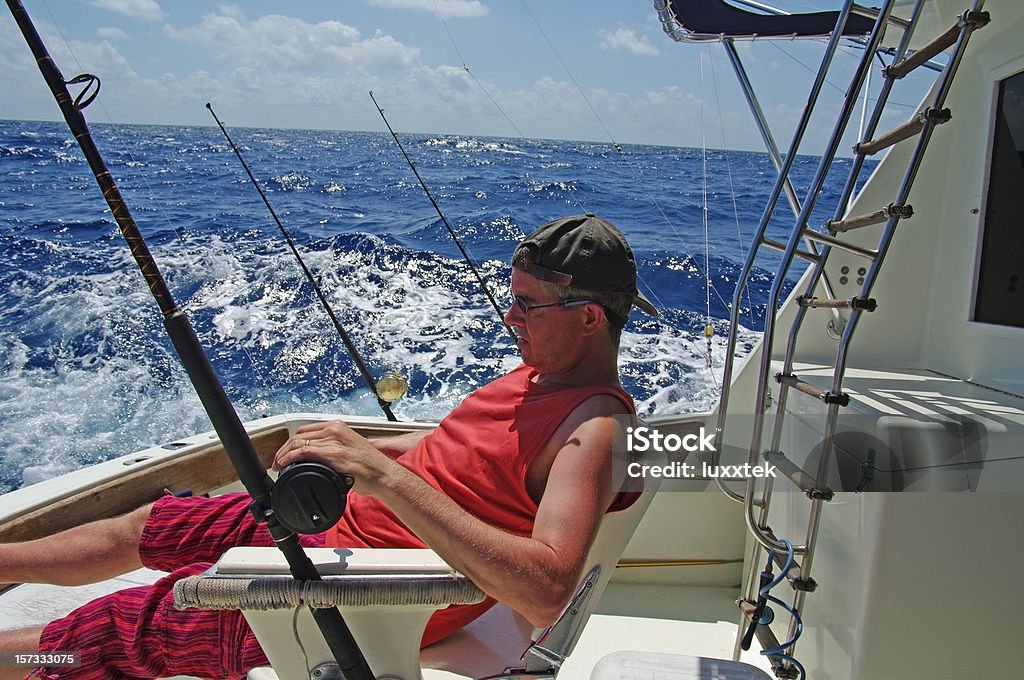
{"left": 324, "top": 363, "right": 636, "bottom": 644}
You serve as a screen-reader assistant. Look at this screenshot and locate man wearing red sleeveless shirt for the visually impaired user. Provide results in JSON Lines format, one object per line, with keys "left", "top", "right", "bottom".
{"left": 0, "top": 214, "right": 657, "bottom": 680}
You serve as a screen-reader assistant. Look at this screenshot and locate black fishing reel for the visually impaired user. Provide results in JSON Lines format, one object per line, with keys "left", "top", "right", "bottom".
{"left": 271, "top": 462, "right": 354, "bottom": 534}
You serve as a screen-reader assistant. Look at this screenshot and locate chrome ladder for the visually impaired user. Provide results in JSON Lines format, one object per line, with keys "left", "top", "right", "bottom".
{"left": 707, "top": 1, "right": 991, "bottom": 677}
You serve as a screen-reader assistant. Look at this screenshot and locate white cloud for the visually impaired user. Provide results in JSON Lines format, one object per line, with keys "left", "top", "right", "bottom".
{"left": 97, "top": 26, "right": 129, "bottom": 40}
{"left": 216, "top": 4, "right": 246, "bottom": 21}
{"left": 142, "top": 10, "right": 436, "bottom": 131}
{"left": 1, "top": 6, "right": 772, "bottom": 150}
{"left": 166, "top": 12, "right": 419, "bottom": 71}
{"left": 598, "top": 25, "right": 661, "bottom": 56}
{"left": 89, "top": 0, "right": 165, "bottom": 23}
{"left": 368, "top": 0, "right": 489, "bottom": 19}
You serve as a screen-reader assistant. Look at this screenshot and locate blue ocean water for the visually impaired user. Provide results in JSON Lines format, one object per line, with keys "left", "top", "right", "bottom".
{"left": 0, "top": 119, "right": 853, "bottom": 493}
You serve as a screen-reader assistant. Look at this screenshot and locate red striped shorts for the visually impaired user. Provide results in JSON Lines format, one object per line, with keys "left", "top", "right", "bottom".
{"left": 33, "top": 491, "right": 494, "bottom": 678}
{"left": 34, "top": 492, "right": 326, "bottom": 679}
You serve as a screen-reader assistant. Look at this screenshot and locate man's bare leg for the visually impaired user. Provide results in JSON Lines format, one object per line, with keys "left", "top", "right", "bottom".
{"left": 0, "top": 625, "right": 44, "bottom": 680}
{"left": 0, "top": 503, "right": 153, "bottom": 586}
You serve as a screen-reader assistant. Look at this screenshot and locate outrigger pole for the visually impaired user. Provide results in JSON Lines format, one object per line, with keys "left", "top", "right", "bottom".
{"left": 5, "top": 2, "right": 373, "bottom": 678}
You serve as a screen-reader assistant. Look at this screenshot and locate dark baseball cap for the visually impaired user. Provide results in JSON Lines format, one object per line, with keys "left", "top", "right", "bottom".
{"left": 513, "top": 213, "right": 658, "bottom": 323}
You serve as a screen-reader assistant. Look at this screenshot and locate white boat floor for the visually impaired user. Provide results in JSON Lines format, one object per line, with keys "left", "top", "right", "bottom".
{"left": 423, "top": 581, "right": 773, "bottom": 680}
{"left": 0, "top": 572, "right": 772, "bottom": 678}
{"left": 574, "top": 583, "right": 773, "bottom": 676}
{"left": 0, "top": 567, "right": 167, "bottom": 632}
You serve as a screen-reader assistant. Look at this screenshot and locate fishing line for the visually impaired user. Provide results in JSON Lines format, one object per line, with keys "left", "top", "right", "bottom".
{"left": 293, "top": 602, "right": 314, "bottom": 677}
{"left": 206, "top": 103, "right": 399, "bottom": 422}
{"left": 368, "top": 90, "right": 516, "bottom": 342}
{"left": 430, "top": 0, "right": 526, "bottom": 139}
{"left": 699, "top": 50, "right": 714, "bottom": 370}
{"left": 707, "top": 46, "right": 756, "bottom": 334}
{"left": 427, "top": 1, "right": 593, "bottom": 220}
{"left": 769, "top": 40, "right": 921, "bottom": 112}
{"left": 511, "top": 10, "right": 728, "bottom": 386}
{"left": 518, "top": 0, "right": 622, "bottom": 152}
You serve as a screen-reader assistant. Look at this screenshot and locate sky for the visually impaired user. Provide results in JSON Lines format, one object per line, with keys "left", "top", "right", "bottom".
{"left": 1, "top": 0, "right": 932, "bottom": 151}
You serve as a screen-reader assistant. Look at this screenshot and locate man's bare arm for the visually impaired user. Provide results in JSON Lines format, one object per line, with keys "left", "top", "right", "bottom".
{"left": 273, "top": 396, "right": 628, "bottom": 627}
{"left": 367, "top": 430, "right": 434, "bottom": 459}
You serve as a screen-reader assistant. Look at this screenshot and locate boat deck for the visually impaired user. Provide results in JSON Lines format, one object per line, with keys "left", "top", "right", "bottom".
{"left": 422, "top": 580, "right": 772, "bottom": 679}
{"left": 548, "top": 582, "right": 773, "bottom": 678}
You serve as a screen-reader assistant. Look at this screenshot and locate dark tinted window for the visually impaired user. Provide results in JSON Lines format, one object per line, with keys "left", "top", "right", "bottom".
{"left": 975, "top": 70, "right": 1024, "bottom": 327}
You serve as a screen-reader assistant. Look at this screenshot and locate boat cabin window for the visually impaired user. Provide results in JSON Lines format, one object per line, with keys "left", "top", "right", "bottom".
{"left": 974, "top": 70, "right": 1024, "bottom": 328}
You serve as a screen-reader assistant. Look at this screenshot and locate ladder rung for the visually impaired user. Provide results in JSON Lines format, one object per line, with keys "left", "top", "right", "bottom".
{"left": 776, "top": 373, "right": 850, "bottom": 406}
{"left": 885, "top": 10, "right": 990, "bottom": 80}
{"left": 760, "top": 236, "right": 821, "bottom": 264}
{"left": 764, "top": 451, "right": 834, "bottom": 502}
{"left": 759, "top": 526, "right": 817, "bottom": 589}
{"left": 827, "top": 203, "right": 913, "bottom": 232}
{"left": 798, "top": 296, "right": 877, "bottom": 312}
{"left": 800, "top": 229, "right": 878, "bottom": 260}
{"left": 850, "top": 5, "right": 911, "bottom": 31}
{"left": 854, "top": 107, "right": 951, "bottom": 156}
{"left": 772, "top": 554, "right": 817, "bottom": 593}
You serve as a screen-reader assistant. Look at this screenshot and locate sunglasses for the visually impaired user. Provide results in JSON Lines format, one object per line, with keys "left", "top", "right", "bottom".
{"left": 509, "top": 294, "right": 595, "bottom": 314}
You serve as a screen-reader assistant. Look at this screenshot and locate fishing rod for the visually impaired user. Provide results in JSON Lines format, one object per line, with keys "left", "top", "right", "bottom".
{"left": 368, "top": 90, "right": 516, "bottom": 341}
{"left": 206, "top": 103, "right": 401, "bottom": 421}
{"left": 5, "top": 2, "right": 372, "bottom": 678}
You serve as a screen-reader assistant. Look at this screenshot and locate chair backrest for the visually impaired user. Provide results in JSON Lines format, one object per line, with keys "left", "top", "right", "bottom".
{"left": 517, "top": 469, "right": 661, "bottom": 673}
{"left": 520, "top": 415, "right": 721, "bottom": 673}
{"left": 422, "top": 419, "right": 707, "bottom": 679}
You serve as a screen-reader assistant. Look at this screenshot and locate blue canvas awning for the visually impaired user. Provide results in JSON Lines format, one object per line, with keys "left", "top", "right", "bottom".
{"left": 659, "top": 0, "right": 877, "bottom": 40}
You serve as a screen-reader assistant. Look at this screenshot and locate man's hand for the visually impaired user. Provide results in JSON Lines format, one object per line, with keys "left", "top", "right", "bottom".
{"left": 272, "top": 421, "right": 399, "bottom": 497}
